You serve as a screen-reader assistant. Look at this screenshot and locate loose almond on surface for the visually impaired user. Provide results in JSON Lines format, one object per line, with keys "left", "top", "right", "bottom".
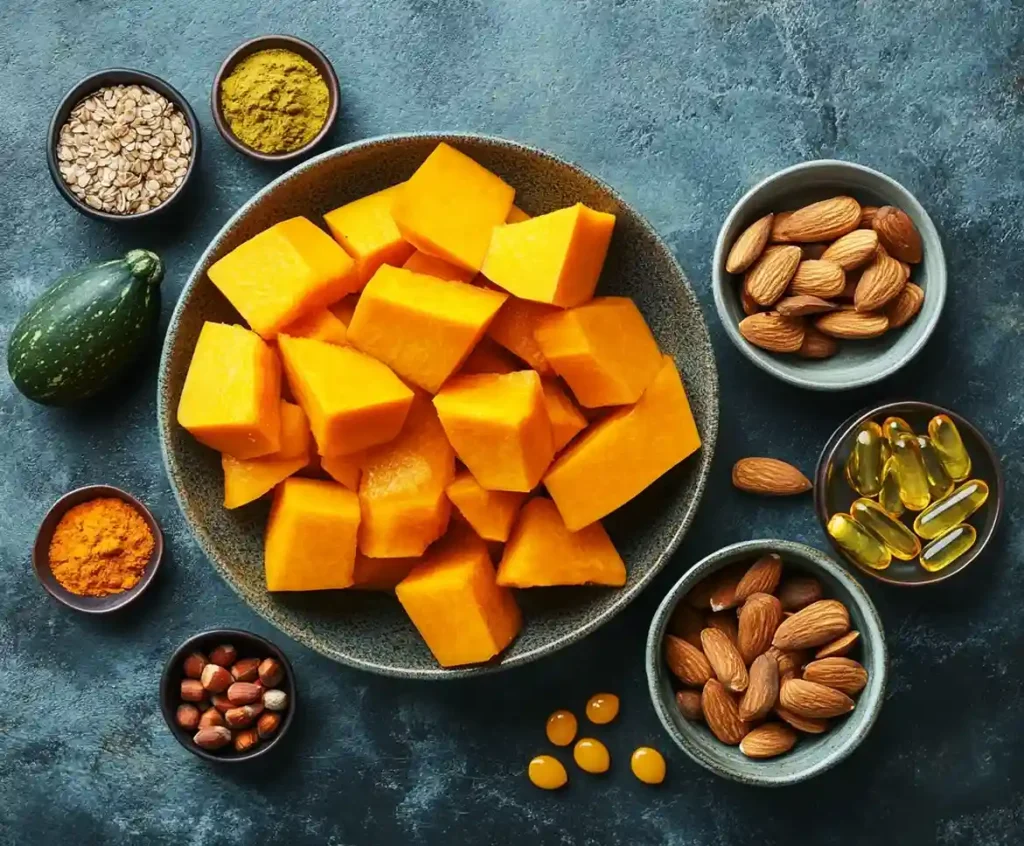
{"left": 701, "top": 679, "right": 750, "bottom": 745}
{"left": 775, "top": 295, "right": 837, "bottom": 318}
{"left": 820, "top": 229, "right": 879, "bottom": 270}
{"left": 665, "top": 634, "right": 714, "bottom": 687}
{"left": 743, "top": 245, "right": 803, "bottom": 305}
{"left": 739, "top": 723, "right": 797, "bottom": 759}
{"left": 726, "top": 213, "right": 774, "bottom": 274}
{"left": 779, "top": 678, "right": 855, "bottom": 719}
{"left": 854, "top": 252, "right": 906, "bottom": 312}
{"left": 774, "top": 705, "right": 829, "bottom": 734}
{"left": 815, "top": 630, "right": 860, "bottom": 659}
{"left": 701, "top": 627, "right": 749, "bottom": 693}
{"left": 738, "top": 312, "right": 805, "bottom": 353}
{"left": 735, "top": 554, "right": 783, "bottom": 601}
{"left": 777, "top": 576, "right": 824, "bottom": 611}
{"left": 738, "top": 653, "right": 781, "bottom": 722}
{"left": 737, "top": 592, "right": 783, "bottom": 664}
{"left": 797, "top": 328, "right": 838, "bottom": 359}
{"left": 872, "top": 206, "right": 923, "bottom": 263}
{"left": 772, "top": 599, "right": 850, "bottom": 650}
{"left": 884, "top": 282, "right": 924, "bottom": 329}
{"left": 770, "top": 196, "right": 861, "bottom": 243}
{"left": 803, "top": 657, "right": 868, "bottom": 695}
{"left": 732, "top": 457, "right": 811, "bottom": 496}
{"left": 814, "top": 308, "right": 889, "bottom": 339}
{"left": 789, "top": 259, "right": 846, "bottom": 298}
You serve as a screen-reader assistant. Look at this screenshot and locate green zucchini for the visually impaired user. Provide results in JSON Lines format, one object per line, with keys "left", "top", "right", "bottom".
{"left": 7, "top": 249, "right": 163, "bottom": 405}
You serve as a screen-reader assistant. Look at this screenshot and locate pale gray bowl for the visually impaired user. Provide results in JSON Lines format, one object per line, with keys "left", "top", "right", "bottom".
{"left": 712, "top": 160, "right": 946, "bottom": 391}
{"left": 646, "top": 539, "right": 887, "bottom": 786}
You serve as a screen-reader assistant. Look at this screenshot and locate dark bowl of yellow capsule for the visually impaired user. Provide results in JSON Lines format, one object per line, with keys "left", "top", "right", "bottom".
{"left": 815, "top": 401, "right": 1004, "bottom": 586}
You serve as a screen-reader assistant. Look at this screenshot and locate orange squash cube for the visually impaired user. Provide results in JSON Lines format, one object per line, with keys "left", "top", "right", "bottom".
{"left": 177, "top": 322, "right": 281, "bottom": 459}
{"left": 396, "top": 528, "right": 521, "bottom": 667}
{"left": 222, "top": 454, "right": 308, "bottom": 509}
{"left": 482, "top": 203, "right": 615, "bottom": 307}
{"left": 534, "top": 296, "right": 662, "bottom": 407}
{"left": 433, "top": 370, "right": 554, "bottom": 492}
{"left": 391, "top": 142, "right": 515, "bottom": 273}
{"left": 445, "top": 471, "right": 526, "bottom": 542}
{"left": 320, "top": 453, "right": 361, "bottom": 490}
{"left": 506, "top": 205, "right": 531, "bottom": 223}
{"left": 207, "top": 217, "right": 358, "bottom": 338}
{"left": 278, "top": 308, "right": 348, "bottom": 346}
{"left": 324, "top": 185, "right": 415, "bottom": 287}
{"left": 352, "top": 554, "right": 419, "bottom": 591}
{"left": 458, "top": 336, "right": 522, "bottom": 376}
{"left": 347, "top": 265, "right": 507, "bottom": 393}
{"left": 272, "top": 401, "right": 313, "bottom": 460}
{"left": 264, "top": 477, "right": 361, "bottom": 591}
{"left": 486, "top": 298, "right": 558, "bottom": 374}
{"left": 403, "top": 250, "right": 475, "bottom": 284}
{"left": 541, "top": 379, "right": 587, "bottom": 451}
{"left": 496, "top": 498, "right": 626, "bottom": 587}
{"left": 544, "top": 355, "right": 701, "bottom": 530}
{"left": 278, "top": 334, "right": 414, "bottom": 456}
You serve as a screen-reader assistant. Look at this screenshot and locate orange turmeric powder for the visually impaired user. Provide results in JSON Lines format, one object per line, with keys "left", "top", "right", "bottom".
{"left": 48, "top": 498, "right": 155, "bottom": 596}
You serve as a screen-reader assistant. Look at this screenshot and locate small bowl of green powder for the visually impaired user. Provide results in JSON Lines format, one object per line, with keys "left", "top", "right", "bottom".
{"left": 212, "top": 35, "right": 339, "bottom": 162}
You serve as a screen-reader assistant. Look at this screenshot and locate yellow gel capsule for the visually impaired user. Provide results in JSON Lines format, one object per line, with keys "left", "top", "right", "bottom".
{"left": 585, "top": 693, "right": 620, "bottom": 725}
{"left": 879, "top": 457, "right": 904, "bottom": 518}
{"left": 528, "top": 755, "right": 568, "bottom": 790}
{"left": 630, "top": 747, "right": 666, "bottom": 785}
{"left": 928, "top": 414, "right": 972, "bottom": 481}
{"left": 912, "top": 479, "right": 989, "bottom": 540}
{"left": 881, "top": 416, "right": 914, "bottom": 446}
{"left": 573, "top": 737, "right": 611, "bottom": 774}
{"left": 919, "top": 523, "right": 977, "bottom": 572}
{"left": 891, "top": 435, "right": 931, "bottom": 511}
{"left": 827, "top": 513, "right": 892, "bottom": 570}
{"left": 915, "top": 436, "right": 954, "bottom": 501}
{"left": 545, "top": 710, "right": 578, "bottom": 747}
{"left": 850, "top": 498, "right": 921, "bottom": 560}
{"left": 844, "top": 422, "right": 885, "bottom": 497}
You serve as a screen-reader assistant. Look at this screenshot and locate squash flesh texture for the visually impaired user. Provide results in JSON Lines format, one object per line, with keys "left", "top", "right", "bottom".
{"left": 544, "top": 355, "right": 701, "bottom": 530}
{"left": 445, "top": 471, "right": 526, "bottom": 542}
{"left": 534, "top": 296, "right": 662, "bottom": 408}
{"left": 485, "top": 298, "right": 558, "bottom": 374}
{"left": 482, "top": 203, "right": 615, "bottom": 307}
{"left": 496, "top": 498, "right": 625, "bottom": 587}
{"left": 458, "top": 336, "right": 521, "bottom": 376}
{"left": 324, "top": 185, "right": 414, "bottom": 287}
{"left": 278, "top": 308, "right": 348, "bottom": 346}
{"left": 347, "top": 265, "right": 507, "bottom": 393}
{"left": 391, "top": 142, "right": 515, "bottom": 273}
{"left": 207, "top": 217, "right": 358, "bottom": 338}
{"left": 320, "top": 453, "right": 362, "bottom": 490}
{"left": 277, "top": 334, "right": 414, "bottom": 456}
{"left": 351, "top": 554, "right": 419, "bottom": 591}
{"left": 272, "top": 401, "right": 313, "bottom": 459}
{"left": 264, "top": 477, "right": 360, "bottom": 590}
{"left": 177, "top": 322, "right": 281, "bottom": 459}
{"left": 395, "top": 528, "right": 521, "bottom": 667}
{"left": 540, "top": 379, "right": 588, "bottom": 451}
{"left": 402, "top": 250, "right": 475, "bottom": 284}
{"left": 432, "top": 371, "right": 554, "bottom": 492}
{"left": 222, "top": 454, "right": 308, "bottom": 509}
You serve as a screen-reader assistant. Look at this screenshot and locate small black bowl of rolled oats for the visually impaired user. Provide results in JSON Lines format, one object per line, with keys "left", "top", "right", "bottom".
{"left": 47, "top": 69, "right": 201, "bottom": 222}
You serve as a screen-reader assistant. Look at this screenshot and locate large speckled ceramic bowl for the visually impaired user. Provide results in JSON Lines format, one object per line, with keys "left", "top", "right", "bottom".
{"left": 158, "top": 133, "right": 718, "bottom": 678}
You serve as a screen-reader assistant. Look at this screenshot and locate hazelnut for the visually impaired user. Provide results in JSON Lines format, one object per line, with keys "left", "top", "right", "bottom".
{"left": 230, "top": 657, "right": 261, "bottom": 682}
{"left": 200, "top": 664, "right": 232, "bottom": 694}
{"left": 180, "top": 679, "right": 205, "bottom": 702}
{"left": 198, "top": 707, "right": 225, "bottom": 729}
{"left": 258, "top": 658, "right": 284, "bottom": 688}
{"left": 208, "top": 644, "right": 238, "bottom": 667}
{"left": 262, "top": 689, "right": 288, "bottom": 712}
{"left": 182, "top": 651, "right": 207, "bottom": 679}
{"left": 176, "top": 704, "right": 201, "bottom": 731}
{"left": 233, "top": 728, "right": 260, "bottom": 753}
{"left": 211, "top": 693, "right": 233, "bottom": 714}
{"left": 193, "top": 726, "right": 231, "bottom": 750}
{"left": 227, "top": 682, "right": 262, "bottom": 706}
{"left": 257, "top": 711, "right": 281, "bottom": 740}
{"left": 224, "top": 704, "right": 263, "bottom": 728}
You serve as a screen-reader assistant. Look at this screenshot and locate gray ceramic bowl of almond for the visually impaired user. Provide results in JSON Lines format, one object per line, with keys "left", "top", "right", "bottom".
{"left": 646, "top": 539, "right": 887, "bottom": 786}
{"left": 712, "top": 160, "right": 946, "bottom": 391}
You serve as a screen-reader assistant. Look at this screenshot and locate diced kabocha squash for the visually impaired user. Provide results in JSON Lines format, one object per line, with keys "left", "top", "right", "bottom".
{"left": 323, "top": 185, "right": 415, "bottom": 287}
{"left": 486, "top": 298, "right": 558, "bottom": 374}
{"left": 395, "top": 528, "right": 521, "bottom": 667}
{"left": 264, "top": 478, "right": 361, "bottom": 591}
{"left": 534, "top": 296, "right": 662, "bottom": 407}
{"left": 496, "top": 498, "right": 626, "bottom": 587}
{"left": 329, "top": 295, "right": 359, "bottom": 328}
{"left": 278, "top": 308, "right": 348, "bottom": 346}
{"left": 391, "top": 142, "right": 515, "bottom": 273}
{"left": 541, "top": 379, "right": 588, "bottom": 451}
{"left": 277, "top": 334, "right": 414, "bottom": 456}
{"left": 445, "top": 471, "right": 526, "bottom": 542}
{"left": 222, "top": 454, "right": 308, "bottom": 509}
{"left": 506, "top": 205, "right": 531, "bottom": 223}
{"left": 320, "top": 452, "right": 362, "bottom": 490}
{"left": 358, "top": 394, "right": 455, "bottom": 557}
{"left": 351, "top": 554, "right": 419, "bottom": 591}
{"left": 544, "top": 355, "right": 700, "bottom": 530}
{"left": 207, "top": 217, "right": 358, "bottom": 338}
{"left": 458, "top": 336, "right": 522, "bottom": 376}
{"left": 273, "top": 401, "right": 313, "bottom": 459}
{"left": 403, "top": 250, "right": 475, "bottom": 284}
{"left": 347, "top": 265, "right": 507, "bottom": 393}
{"left": 482, "top": 203, "right": 615, "bottom": 307}
{"left": 177, "top": 322, "right": 281, "bottom": 459}
{"left": 433, "top": 370, "right": 554, "bottom": 492}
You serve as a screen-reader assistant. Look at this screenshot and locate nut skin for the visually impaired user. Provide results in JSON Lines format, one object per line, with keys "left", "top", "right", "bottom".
{"left": 227, "top": 682, "right": 263, "bottom": 706}
{"left": 208, "top": 644, "right": 238, "bottom": 667}
{"left": 233, "top": 728, "right": 260, "bottom": 753}
{"left": 258, "top": 658, "right": 284, "bottom": 688}
{"left": 211, "top": 693, "right": 233, "bottom": 714}
{"left": 262, "top": 689, "right": 289, "bottom": 712}
{"left": 198, "top": 707, "right": 225, "bottom": 729}
{"left": 182, "top": 652, "right": 207, "bottom": 680}
{"left": 201, "top": 664, "right": 233, "bottom": 694}
{"left": 176, "top": 704, "right": 201, "bottom": 731}
{"left": 180, "top": 679, "right": 205, "bottom": 703}
{"left": 225, "top": 704, "right": 264, "bottom": 729}
{"left": 257, "top": 711, "right": 281, "bottom": 739}
{"left": 193, "top": 726, "right": 231, "bottom": 751}
{"left": 230, "top": 657, "right": 261, "bottom": 683}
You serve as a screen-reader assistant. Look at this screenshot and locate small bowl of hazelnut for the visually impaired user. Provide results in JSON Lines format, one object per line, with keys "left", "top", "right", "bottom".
{"left": 159, "top": 629, "right": 296, "bottom": 763}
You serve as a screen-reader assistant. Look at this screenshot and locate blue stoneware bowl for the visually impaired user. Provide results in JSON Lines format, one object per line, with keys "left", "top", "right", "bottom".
{"left": 646, "top": 539, "right": 887, "bottom": 786}
{"left": 158, "top": 133, "right": 719, "bottom": 678}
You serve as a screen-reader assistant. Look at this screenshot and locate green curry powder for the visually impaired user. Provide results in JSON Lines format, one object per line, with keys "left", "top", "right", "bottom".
{"left": 220, "top": 49, "right": 330, "bottom": 154}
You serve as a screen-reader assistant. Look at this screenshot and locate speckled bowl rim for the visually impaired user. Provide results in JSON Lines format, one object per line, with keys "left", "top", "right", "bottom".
{"left": 711, "top": 159, "right": 947, "bottom": 391}
{"left": 646, "top": 539, "right": 887, "bottom": 786}
{"left": 157, "top": 131, "right": 719, "bottom": 678}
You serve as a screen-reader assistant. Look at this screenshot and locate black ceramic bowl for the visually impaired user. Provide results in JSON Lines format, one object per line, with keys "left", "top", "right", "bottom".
{"left": 33, "top": 485, "right": 163, "bottom": 613}
{"left": 159, "top": 629, "right": 297, "bottom": 763}
{"left": 47, "top": 68, "right": 201, "bottom": 222}
{"left": 814, "top": 401, "right": 1004, "bottom": 586}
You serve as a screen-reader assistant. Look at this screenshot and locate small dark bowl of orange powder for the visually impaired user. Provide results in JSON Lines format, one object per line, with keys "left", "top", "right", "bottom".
{"left": 33, "top": 485, "right": 163, "bottom": 613}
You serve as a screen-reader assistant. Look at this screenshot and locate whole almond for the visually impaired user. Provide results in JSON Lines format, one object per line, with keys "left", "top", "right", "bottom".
{"left": 765, "top": 645, "right": 809, "bottom": 679}
{"left": 815, "top": 308, "right": 889, "bottom": 339}
{"left": 772, "top": 599, "right": 850, "bottom": 650}
{"left": 803, "top": 657, "right": 868, "bottom": 695}
{"left": 193, "top": 726, "right": 232, "bottom": 751}
{"left": 701, "top": 679, "right": 750, "bottom": 745}
{"left": 737, "top": 593, "right": 783, "bottom": 664}
{"left": 706, "top": 610, "right": 740, "bottom": 646}
{"left": 200, "top": 664, "right": 232, "bottom": 694}
{"left": 820, "top": 229, "right": 879, "bottom": 270}
{"left": 743, "top": 245, "right": 802, "bottom": 305}
{"left": 732, "top": 457, "right": 811, "bottom": 496}
{"left": 884, "top": 282, "right": 924, "bottom": 329}
{"left": 859, "top": 205, "right": 879, "bottom": 229}
{"left": 224, "top": 704, "right": 264, "bottom": 729}
{"left": 726, "top": 213, "right": 774, "bottom": 274}
{"left": 664, "top": 634, "right": 713, "bottom": 686}
{"left": 774, "top": 295, "right": 837, "bottom": 318}
{"left": 668, "top": 603, "right": 704, "bottom": 648}
{"left": 227, "top": 682, "right": 262, "bottom": 706}
{"left": 855, "top": 252, "right": 906, "bottom": 312}
{"left": 774, "top": 706, "right": 829, "bottom": 734}
{"left": 798, "top": 328, "right": 838, "bottom": 360}
{"left": 701, "top": 628, "right": 749, "bottom": 692}
{"left": 872, "top": 206, "right": 923, "bottom": 263}
{"left": 738, "top": 654, "right": 780, "bottom": 721}
{"left": 789, "top": 259, "right": 845, "bottom": 298}
{"left": 771, "top": 196, "right": 861, "bottom": 242}
{"left": 815, "top": 630, "right": 860, "bottom": 659}
{"left": 709, "top": 569, "right": 743, "bottom": 612}
{"left": 779, "top": 678, "right": 855, "bottom": 719}
{"left": 739, "top": 723, "right": 797, "bottom": 759}
{"left": 735, "top": 554, "right": 783, "bottom": 601}
{"left": 740, "top": 285, "right": 761, "bottom": 316}
{"left": 675, "top": 689, "right": 703, "bottom": 721}
{"left": 738, "top": 312, "right": 805, "bottom": 353}
{"left": 230, "top": 657, "right": 261, "bottom": 683}
{"left": 777, "top": 576, "right": 823, "bottom": 611}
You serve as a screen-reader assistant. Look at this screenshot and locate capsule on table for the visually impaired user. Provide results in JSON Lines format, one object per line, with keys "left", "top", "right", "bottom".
{"left": 827, "top": 513, "right": 892, "bottom": 570}
{"left": 879, "top": 457, "right": 904, "bottom": 518}
{"left": 928, "top": 414, "right": 972, "bottom": 481}
{"left": 844, "top": 422, "right": 885, "bottom": 497}
{"left": 912, "top": 479, "right": 990, "bottom": 540}
{"left": 850, "top": 498, "right": 921, "bottom": 560}
{"left": 919, "top": 523, "right": 977, "bottom": 572}
{"left": 891, "top": 435, "right": 931, "bottom": 511}
{"left": 881, "top": 416, "right": 914, "bottom": 446}
{"left": 915, "top": 435, "right": 954, "bottom": 501}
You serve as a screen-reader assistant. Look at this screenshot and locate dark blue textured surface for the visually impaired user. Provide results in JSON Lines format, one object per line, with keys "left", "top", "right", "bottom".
{"left": 1, "top": 1, "right": 1022, "bottom": 843}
